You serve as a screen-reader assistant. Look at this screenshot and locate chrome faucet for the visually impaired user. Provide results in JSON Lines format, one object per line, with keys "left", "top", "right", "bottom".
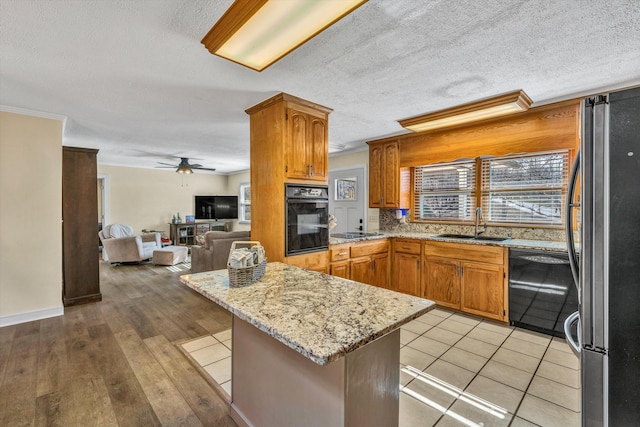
{"left": 475, "top": 207, "right": 487, "bottom": 237}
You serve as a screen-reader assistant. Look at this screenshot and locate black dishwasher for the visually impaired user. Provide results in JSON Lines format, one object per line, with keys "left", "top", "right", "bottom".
{"left": 508, "top": 248, "right": 578, "bottom": 338}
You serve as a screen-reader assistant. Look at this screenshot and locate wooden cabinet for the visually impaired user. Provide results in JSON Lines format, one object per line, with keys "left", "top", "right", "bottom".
{"left": 286, "top": 108, "right": 328, "bottom": 181}
{"left": 329, "top": 239, "right": 390, "bottom": 288}
{"left": 62, "top": 147, "right": 100, "bottom": 307}
{"left": 246, "top": 93, "right": 332, "bottom": 266}
{"left": 460, "top": 262, "right": 504, "bottom": 320}
{"left": 423, "top": 241, "right": 507, "bottom": 321}
{"left": 392, "top": 239, "right": 421, "bottom": 295}
{"left": 367, "top": 141, "right": 410, "bottom": 209}
{"left": 285, "top": 251, "right": 328, "bottom": 274}
{"left": 423, "top": 255, "right": 460, "bottom": 309}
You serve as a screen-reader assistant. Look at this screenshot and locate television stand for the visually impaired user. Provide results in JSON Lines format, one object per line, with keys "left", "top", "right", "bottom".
{"left": 169, "top": 221, "right": 227, "bottom": 246}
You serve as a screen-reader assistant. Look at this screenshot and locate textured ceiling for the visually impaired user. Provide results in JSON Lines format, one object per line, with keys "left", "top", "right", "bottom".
{"left": 1, "top": 0, "right": 639, "bottom": 174}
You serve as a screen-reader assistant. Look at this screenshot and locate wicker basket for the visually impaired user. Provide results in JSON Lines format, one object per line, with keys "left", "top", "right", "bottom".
{"left": 227, "top": 241, "right": 267, "bottom": 287}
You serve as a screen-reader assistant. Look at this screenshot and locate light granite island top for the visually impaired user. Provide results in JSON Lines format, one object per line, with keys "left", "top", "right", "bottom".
{"left": 181, "top": 262, "right": 435, "bottom": 427}
{"left": 180, "top": 261, "right": 434, "bottom": 365}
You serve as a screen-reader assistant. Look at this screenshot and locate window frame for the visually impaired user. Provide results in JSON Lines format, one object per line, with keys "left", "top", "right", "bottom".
{"left": 412, "top": 150, "right": 571, "bottom": 228}
{"left": 238, "top": 182, "right": 251, "bottom": 224}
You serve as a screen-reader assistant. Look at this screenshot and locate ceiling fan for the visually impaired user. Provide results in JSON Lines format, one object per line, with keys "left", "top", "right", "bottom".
{"left": 156, "top": 157, "right": 216, "bottom": 174}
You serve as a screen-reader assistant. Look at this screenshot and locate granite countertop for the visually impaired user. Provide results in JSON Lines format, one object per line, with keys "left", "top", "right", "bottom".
{"left": 180, "top": 262, "right": 434, "bottom": 365}
{"left": 330, "top": 232, "right": 569, "bottom": 252}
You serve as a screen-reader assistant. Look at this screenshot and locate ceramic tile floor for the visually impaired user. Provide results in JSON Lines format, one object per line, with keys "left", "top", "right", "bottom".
{"left": 181, "top": 308, "right": 581, "bottom": 427}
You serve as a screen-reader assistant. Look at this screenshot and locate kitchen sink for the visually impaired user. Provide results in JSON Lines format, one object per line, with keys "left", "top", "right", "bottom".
{"left": 433, "top": 233, "right": 510, "bottom": 242}
{"left": 473, "top": 236, "right": 510, "bottom": 241}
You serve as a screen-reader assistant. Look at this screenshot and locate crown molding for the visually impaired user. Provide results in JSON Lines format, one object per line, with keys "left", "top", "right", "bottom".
{"left": 0, "top": 104, "right": 67, "bottom": 122}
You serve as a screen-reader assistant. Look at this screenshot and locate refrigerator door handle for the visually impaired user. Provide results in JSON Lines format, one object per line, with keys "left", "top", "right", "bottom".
{"left": 564, "top": 310, "right": 581, "bottom": 357}
{"left": 565, "top": 151, "right": 580, "bottom": 298}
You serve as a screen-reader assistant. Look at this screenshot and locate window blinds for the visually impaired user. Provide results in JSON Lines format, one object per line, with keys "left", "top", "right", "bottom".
{"left": 481, "top": 151, "right": 569, "bottom": 225}
{"left": 414, "top": 160, "right": 476, "bottom": 221}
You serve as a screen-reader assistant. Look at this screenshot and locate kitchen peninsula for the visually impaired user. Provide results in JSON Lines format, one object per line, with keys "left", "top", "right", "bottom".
{"left": 180, "top": 262, "right": 434, "bottom": 427}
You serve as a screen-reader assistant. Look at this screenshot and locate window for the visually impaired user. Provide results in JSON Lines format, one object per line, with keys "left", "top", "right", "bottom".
{"left": 481, "top": 151, "right": 569, "bottom": 225}
{"left": 414, "top": 160, "right": 476, "bottom": 221}
{"left": 239, "top": 183, "right": 251, "bottom": 223}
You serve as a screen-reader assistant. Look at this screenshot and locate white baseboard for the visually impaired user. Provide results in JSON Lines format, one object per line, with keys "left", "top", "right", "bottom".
{"left": 0, "top": 306, "right": 64, "bottom": 327}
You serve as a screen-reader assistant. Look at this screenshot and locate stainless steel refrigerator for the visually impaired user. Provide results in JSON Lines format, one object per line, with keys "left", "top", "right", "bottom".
{"left": 564, "top": 86, "right": 640, "bottom": 426}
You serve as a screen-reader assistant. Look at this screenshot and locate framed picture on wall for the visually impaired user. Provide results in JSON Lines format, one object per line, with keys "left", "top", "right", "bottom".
{"left": 335, "top": 177, "right": 357, "bottom": 201}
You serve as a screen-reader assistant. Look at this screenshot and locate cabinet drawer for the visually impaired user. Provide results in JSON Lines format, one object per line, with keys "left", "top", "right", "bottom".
{"left": 394, "top": 239, "right": 421, "bottom": 255}
{"left": 350, "top": 239, "right": 389, "bottom": 258}
{"left": 423, "top": 241, "right": 504, "bottom": 265}
{"left": 330, "top": 244, "right": 351, "bottom": 262}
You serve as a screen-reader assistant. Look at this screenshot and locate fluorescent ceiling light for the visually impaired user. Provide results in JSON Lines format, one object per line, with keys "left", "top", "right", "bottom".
{"left": 201, "top": 0, "right": 367, "bottom": 72}
{"left": 398, "top": 90, "right": 533, "bottom": 132}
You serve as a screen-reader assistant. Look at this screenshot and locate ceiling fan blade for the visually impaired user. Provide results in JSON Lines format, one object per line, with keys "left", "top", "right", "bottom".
{"left": 157, "top": 162, "right": 178, "bottom": 167}
{"left": 190, "top": 163, "right": 203, "bottom": 168}
{"left": 193, "top": 166, "right": 217, "bottom": 171}
{"left": 155, "top": 165, "right": 177, "bottom": 168}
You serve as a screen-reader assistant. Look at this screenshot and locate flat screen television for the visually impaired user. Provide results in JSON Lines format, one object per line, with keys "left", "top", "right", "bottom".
{"left": 195, "top": 196, "right": 238, "bottom": 220}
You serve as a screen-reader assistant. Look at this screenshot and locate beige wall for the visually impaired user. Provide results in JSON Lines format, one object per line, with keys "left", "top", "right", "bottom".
{"left": 0, "top": 111, "right": 63, "bottom": 323}
{"left": 328, "top": 149, "right": 368, "bottom": 170}
{"left": 97, "top": 164, "right": 233, "bottom": 235}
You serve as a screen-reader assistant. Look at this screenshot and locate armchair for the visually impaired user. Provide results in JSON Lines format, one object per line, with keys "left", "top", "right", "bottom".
{"left": 99, "top": 224, "right": 161, "bottom": 264}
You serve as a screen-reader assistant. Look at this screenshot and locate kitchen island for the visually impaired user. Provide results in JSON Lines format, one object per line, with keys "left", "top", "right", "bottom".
{"left": 180, "top": 262, "right": 434, "bottom": 427}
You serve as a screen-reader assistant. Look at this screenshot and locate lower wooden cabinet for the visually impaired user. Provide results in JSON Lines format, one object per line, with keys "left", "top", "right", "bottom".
{"left": 329, "top": 239, "right": 390, "bottom": 288}
{"left": 329, "top": 260, "right": 350, "bottom": 279}
{"left": 423, "top": 241, "right": 507, "bottom": 322}
{"left": 392, "top": 239, "right": 421, "bottom": 295}
{"left": 460, "top": 261, "right": 504, "bottom": 321}
{"left": 423, "top": 255, "right": 460, "bottom": 309}
{"left": 285, "top": 250, "right": 328, "bottom": 273}
{"left": 331, "top": 237, "right": 508, "bottom": 321}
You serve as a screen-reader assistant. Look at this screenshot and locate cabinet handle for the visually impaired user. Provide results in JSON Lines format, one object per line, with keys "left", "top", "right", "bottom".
{"left": 338, "top": 251, "right": 348, "bottom": 256}
{"left": 310, "top": 164, "right": 314, "bottom": 177}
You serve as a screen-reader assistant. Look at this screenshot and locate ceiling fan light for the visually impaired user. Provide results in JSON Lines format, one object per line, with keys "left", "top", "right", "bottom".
{"left": 201, "top": 0, "right": 367, "bottom": 71}
{"left": 176, "top": 165, "right": 193, "bottom": 174}
{"left": 398, "top": 90, "right": 533, "bottom": 133}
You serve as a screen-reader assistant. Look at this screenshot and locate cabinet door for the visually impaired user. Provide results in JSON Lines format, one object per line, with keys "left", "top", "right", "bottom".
{"left": 286, "top": 109, "right": 328, "bottom": 181}
{"left": 308, "top": 116, "right": 328, "bottom": 180}
{"left": 350, "top": 257, "right": 372, "bottom": 284}
{"left": 330, "top": 261, "right": 350, "bottom": 279}
{"left": 369, "top": 144, "right": 384, "bottom": 208}
{"left": 424, "top": 256, "right": 460, "bottom": 309}
{"left": 461, "top": 261, "right": 505, "bottom": 321}
{"left": 382, "top": 142, "right": 399, "bottom": 207}
{"left": 370, "top": 253, "right": 390, "bottom": 289}
{"left": 286, "top": 109, "right": 310, "bottom": 179}
{"left": 393, "top": 253, "right": 420, "bottom": 296}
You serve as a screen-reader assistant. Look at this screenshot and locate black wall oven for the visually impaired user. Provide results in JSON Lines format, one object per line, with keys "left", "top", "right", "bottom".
{"left": 285, "top": 184, "right": 329, "bottom": 256}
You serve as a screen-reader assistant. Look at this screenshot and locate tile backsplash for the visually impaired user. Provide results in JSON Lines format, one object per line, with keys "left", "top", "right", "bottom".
{"left": 379, "top": 209, "right": 567, "bottom": 242}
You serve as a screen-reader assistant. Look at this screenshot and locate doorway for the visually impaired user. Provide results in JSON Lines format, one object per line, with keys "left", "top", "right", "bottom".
{"left": 98, "top": 174, "right": 110, "bottom": 228}
{"left": 328, "top": 166, "right": 366, "bottom": 235}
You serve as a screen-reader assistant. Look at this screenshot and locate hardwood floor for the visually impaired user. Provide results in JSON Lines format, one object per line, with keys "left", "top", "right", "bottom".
{"left": 0, "top": 261, "right": 236, "bottom": 426}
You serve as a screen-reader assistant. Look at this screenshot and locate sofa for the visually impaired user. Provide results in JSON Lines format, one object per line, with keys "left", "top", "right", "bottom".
{"left": 99, "top": 224, "right": 162, "bottom": 264}
{"left": 191, "top": 231, "right": 251, "bottom": 273}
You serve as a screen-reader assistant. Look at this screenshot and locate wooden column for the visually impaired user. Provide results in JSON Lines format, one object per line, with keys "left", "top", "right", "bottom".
{"left": 62, "top": 146, "right": 101, "bottom": 306}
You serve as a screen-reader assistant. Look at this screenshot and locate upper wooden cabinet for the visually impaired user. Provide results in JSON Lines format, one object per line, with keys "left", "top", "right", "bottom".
{"left": 367, "top": 140, "right": 410, "bottom": 209}
{"left": 286, "top": 108, "right": 328, "bottom": 181}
